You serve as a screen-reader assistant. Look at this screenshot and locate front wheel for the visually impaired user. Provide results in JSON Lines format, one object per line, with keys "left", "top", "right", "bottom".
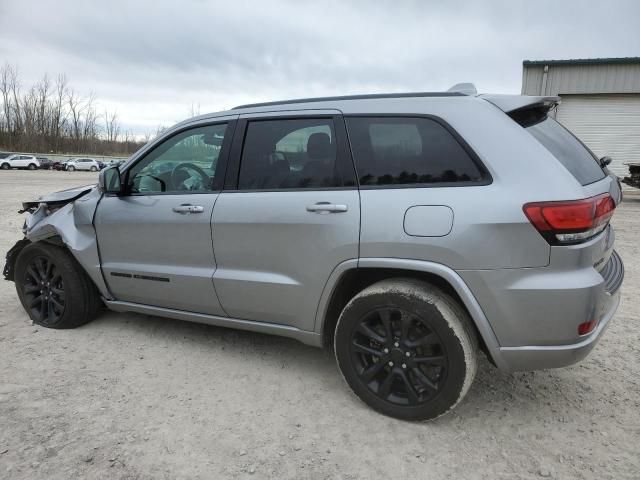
{"left": 334, "top": 278, "right": 478, "bottom": 421}
{"left": 90, "top": 166, "right": 97, "bottom": 172}
{"left": 1, "top": 162, "right": 9, "bottom": 170}
{"left": 28, "top": 163, "right": 37, "bottom": 170}
{"left": 15, "top": 242, "right": 102, "bottom": 329}
{"left": 67, "top": 165, "right": 75, "bottom": 171}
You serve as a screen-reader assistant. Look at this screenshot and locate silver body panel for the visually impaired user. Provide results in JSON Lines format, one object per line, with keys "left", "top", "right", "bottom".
{"left": 211, "top": 190, "right": 359, "bottom": 330}
{"left": 16, "top": 93, "right": 623, "bottom": 373}
{"left": 94, "top": 193, "right": 225, "bottom": 315}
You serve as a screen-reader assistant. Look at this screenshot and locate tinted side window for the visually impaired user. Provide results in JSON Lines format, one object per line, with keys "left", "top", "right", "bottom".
{"left": 524, "top": 117, "right": 605, "bottom": 186}
{"left": 128, "top": 123, "right": 227, "bottom": 194}
{"left": 238, "top": 118, "right": 345, "bottom": 190}
{"left": 346, "top": 117, "right": 484, "bottom": 186}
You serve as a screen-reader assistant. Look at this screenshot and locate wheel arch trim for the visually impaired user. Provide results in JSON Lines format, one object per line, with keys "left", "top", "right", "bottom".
{"left": 314, "top": 257, "right": 507, "bottom": 370}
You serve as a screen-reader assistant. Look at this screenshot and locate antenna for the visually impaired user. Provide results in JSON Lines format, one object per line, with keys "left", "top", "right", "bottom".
{"left": 447, "top": 83, "right": 477, "bottom": 95}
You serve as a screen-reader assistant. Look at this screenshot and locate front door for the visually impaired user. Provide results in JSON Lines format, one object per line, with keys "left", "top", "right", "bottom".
{"left": 95, "top": 120, "right": 235, "bottom": 315}
{"left": 212, "top": 114, "right": 360, "bottom": 331}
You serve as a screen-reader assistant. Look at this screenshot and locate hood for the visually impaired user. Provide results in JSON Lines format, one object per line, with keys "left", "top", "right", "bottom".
{"left": 20, "top": 184, "right": 97, "bottom": 213}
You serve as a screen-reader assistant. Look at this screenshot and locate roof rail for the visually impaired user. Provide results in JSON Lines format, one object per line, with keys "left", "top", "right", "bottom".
{"left": 232, "top": 91, "right": 465, "bottom": 110}
{"left": 447, "top": 83, "right": 477, "bottom": 95}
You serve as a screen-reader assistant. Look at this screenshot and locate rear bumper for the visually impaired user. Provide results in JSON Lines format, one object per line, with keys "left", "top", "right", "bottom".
{"left": 459, "top": 248, "right": 624, "bottom": 372}
{"left": 497, "top": 287, "right": 620, "bottom": 372}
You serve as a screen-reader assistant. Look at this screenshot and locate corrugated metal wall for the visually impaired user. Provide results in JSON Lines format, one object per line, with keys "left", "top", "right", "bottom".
{"left": 522, "top": 63, "right": 640, "bottom": 96}
{"left": 522, "top": 61, "right": 640, "bottom": 188}
{"left": 555, "top": 94, "right": 640, "bottom": 180}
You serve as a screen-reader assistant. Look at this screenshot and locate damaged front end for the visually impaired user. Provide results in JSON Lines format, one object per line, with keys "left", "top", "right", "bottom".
{"left": 3, "top": 185, "right": 112, "bottom": 299}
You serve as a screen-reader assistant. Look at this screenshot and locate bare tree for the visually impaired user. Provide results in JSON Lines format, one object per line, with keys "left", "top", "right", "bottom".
{"left": 9, "top": 66, "right": 22, "bottom": 140}
{"left": 104, "top": 109, "right": 120, "bottom": 143}
{"left": 52, "top": 74, "right": 68, "bottom": 152}
{"left": 67, "top": 88, "right": 83, "bottom": 149}
{"left": 0, "top": 64, "right": 146, "bottom": 155}
{"left": 189, "top": 102, "right": 201, "bottom": 118}
{"left": 0, "top": 63, "right": 13, "bottom": 143}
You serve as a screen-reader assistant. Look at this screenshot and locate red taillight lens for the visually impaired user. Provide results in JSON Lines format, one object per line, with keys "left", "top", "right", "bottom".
{"left": 523, "top": 194, "right": 615, "bottom": 244}
{"left": 578, "top": 319, "right": 597, "bottom": 336}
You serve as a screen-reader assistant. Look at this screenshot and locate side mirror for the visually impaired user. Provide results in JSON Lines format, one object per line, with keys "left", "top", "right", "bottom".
{"left": 599, "top": 156, "right": 612, "bottom": 168}
{"left": 99, "top": 166, "right": 122, "bottom": 194}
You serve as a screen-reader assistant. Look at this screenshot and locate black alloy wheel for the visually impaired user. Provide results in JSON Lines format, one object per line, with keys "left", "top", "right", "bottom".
{"left": 350, "top": 307, "right": 448, "bottom": 406}
{"left": 334, "top": 278, "right": 478, "bottom": 421}
{"left": 22, "top": 256, "right": 65, "bottom": 325}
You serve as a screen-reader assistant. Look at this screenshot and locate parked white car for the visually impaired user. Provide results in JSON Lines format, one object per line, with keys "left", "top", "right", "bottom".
{"left": 65, "top": 158, "right": 100, "bottom": 172}
{"left": 0, "top": 154, "right": 40, "bottom": 170}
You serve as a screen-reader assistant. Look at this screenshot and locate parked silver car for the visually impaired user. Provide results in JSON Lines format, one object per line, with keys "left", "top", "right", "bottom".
{"left": 3, "top": 85, "right": 624, "bottom": 420}
{"left": 65, "top": 157, "right": 100, "bottom": 172}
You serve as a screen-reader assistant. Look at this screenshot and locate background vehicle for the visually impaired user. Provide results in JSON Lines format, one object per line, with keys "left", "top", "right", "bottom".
{"left": 36, "top": 156, "right": 54, "bottom": 169}
{"left": 65, "top": 157, "right": 100, "bottom": 172}
{"left": 0, "top": 154, "right": 40, "bottom": 170}
{"left": 4, "top": 86, "right": 623, "bottom": 421}
{"left": 622, "top": 163, "right": 640, "bottom": 189}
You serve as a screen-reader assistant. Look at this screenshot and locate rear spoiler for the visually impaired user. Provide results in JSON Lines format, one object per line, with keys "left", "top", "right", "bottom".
{"left": 479, "top": 94, "right": 560, "bottom": 113}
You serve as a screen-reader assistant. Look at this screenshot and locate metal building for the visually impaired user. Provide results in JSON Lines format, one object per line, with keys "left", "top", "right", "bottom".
{"left": 522, "top": 57, "right": 640, "bottom": 180}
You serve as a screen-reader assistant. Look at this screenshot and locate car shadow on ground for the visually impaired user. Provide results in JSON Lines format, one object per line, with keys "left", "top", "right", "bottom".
{"left": 87, "top": 309, "right": 575, "bottom": 423}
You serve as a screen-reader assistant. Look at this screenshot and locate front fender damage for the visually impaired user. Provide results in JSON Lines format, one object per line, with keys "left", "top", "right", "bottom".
{"left": 5, "top": 187, "right": 112, "bottom": 299}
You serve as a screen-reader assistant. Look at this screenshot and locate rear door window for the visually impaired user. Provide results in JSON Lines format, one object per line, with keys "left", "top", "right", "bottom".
{"left": 345, "top": 117, "right": 486, "bottom": 186}
{"left": 238, "top": 118, "right": 355, "bottom": 190}
{"left": 523, "top": 116, "right": 605, "bottom": 186}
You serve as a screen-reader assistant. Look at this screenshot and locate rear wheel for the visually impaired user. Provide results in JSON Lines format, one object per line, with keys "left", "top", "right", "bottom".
{"left": 15, "top": 242, "right": 102, "bottom": 329}
{"left": 334, "top": 278, "right": 478, "bottom": 421}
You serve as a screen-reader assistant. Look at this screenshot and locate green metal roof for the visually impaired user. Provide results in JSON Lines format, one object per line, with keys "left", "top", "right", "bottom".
{"left": 523, "top": 57, "right": 640, "bottom": 67}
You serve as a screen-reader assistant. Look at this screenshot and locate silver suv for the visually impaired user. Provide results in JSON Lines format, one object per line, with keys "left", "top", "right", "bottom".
{"left": 3, "top": 85, "right": 624, "bottom": 420}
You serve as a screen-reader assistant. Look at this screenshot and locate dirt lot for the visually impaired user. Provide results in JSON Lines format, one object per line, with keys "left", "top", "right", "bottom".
{"left": 0, "top": 169, "right": 638, "bottom": 479}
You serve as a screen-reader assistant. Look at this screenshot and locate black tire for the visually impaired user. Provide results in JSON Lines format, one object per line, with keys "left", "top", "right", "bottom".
{"left": 90, "top": 166, "right": 97, "bottom": 172}
{"left": 1, "top": 162, "right": 9, "bottom": 170}
{"left": 14, "top": 242, "right": 102, "bottom": 329}
{"left": 28, "top": 163, "right": 36, "bottom": 170}
{"left": 67, "top": 165, "right": 75, "bottom": 171}
{"left": 334, "top": 278, "right": 478, "bottom": 421}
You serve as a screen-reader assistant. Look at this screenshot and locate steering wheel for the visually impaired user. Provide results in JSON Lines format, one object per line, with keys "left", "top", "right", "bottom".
{"left": 170, "top": 162, "right": 210, "bottom": 190}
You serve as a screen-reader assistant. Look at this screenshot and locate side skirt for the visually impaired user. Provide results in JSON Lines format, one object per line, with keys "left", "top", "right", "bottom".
{"left": 103, "top": 299, "right": 323, "bottom": 347}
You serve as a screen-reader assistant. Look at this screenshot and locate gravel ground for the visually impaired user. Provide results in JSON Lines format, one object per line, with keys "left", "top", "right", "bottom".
{"left": 0, "top": 170, "right": 638, "bottom": 479}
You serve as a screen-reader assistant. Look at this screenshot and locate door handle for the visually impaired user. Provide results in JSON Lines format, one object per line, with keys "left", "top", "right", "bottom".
{"left": 172, "top": 204, "right": 204, "bottom": 214}
{"left": 306, "top": 202, "right": 348, "bottom": 213}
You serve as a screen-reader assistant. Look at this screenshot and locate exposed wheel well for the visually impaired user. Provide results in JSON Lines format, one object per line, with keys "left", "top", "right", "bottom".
{"left": 321, "top": 267, "right": 494, "bottom": 364}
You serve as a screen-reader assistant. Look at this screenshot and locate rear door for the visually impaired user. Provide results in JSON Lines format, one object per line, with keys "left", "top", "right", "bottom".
{"left": 211, "top": 112, "right": 360, "bottom": 330}
{"left": 95, "top": 119, "right": 236, "bottom": 315}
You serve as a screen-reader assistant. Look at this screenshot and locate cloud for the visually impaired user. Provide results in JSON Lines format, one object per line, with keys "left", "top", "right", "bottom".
{"left": 1, "top": 0, "right": 638, "bottom": 134}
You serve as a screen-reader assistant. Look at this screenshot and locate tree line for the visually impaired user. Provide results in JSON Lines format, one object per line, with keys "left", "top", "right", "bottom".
{"left": 0, "top": 63, "right": 146, "bottom": 156}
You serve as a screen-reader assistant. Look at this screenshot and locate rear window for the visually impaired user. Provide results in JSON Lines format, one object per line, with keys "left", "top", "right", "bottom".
{"left": 345, "top": 117, "right": 485, "bottom": 186}
{"left": 524, "top": 116, "right": 605, "bottom": 186}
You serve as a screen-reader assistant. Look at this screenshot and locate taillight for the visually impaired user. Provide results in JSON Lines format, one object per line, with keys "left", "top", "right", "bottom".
{"left": 523, "top": 193, "right": 615, "bottom": 245}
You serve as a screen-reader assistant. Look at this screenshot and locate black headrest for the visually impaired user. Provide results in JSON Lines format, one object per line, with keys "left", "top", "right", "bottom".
{"left": 307, "top": 132, "right": 331, "bottom": 160}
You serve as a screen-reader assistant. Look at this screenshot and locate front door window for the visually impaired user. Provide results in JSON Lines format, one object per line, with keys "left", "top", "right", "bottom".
{"left": 128, "top": 124, "right": 227, "bottom": 194}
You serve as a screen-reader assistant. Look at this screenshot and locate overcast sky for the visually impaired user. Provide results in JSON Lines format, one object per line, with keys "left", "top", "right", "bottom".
{"left": 1, "top": 0, "right": 639, "bottom": 135}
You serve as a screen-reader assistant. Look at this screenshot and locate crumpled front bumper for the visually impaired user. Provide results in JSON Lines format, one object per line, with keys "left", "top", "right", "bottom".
{"left": 3, "top": 238, "right": 30, "bottom": 281}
